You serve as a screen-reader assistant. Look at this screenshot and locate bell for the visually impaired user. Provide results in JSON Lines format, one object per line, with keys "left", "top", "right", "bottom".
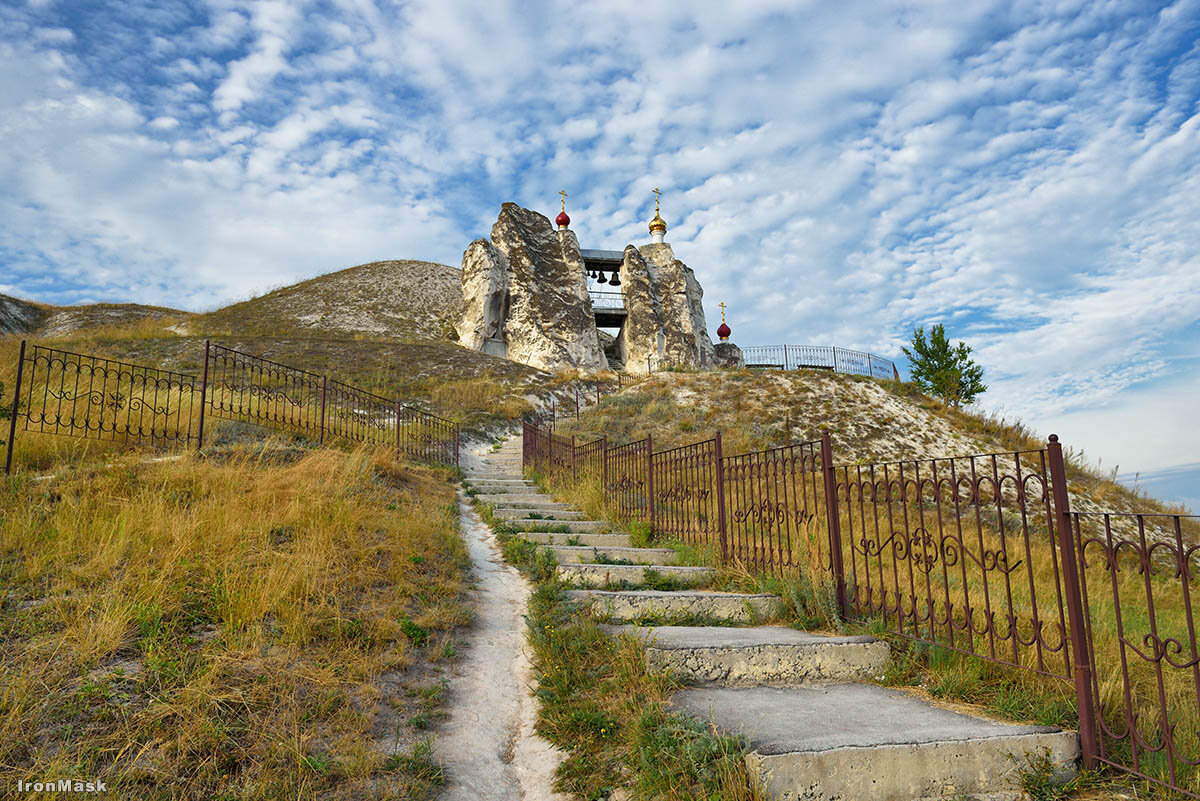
{"left": 597, "top": 271, "right": 608, "bottom": 284}
{"left": 609, "top": 273, "right": 621, "bottom": 287}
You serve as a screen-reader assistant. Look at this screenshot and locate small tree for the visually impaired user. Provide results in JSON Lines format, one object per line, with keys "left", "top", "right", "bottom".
{"left": 902, "top": 324, "right": 986, "bottom": 407}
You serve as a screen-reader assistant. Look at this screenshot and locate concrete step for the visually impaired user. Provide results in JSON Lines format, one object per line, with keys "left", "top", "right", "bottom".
{"left": 509, "top": 518, "right": 606, "bottom": 532}
{"left": 565, "top": 589, "right": 778, "bottom": 623}
{"left": 493, "top": 508, "right": 588, "bottom": 521}
{"left": 615, "top": 626, "right": 888, "bottom": 687}
{"left": 487, "top": 499, "right": 576, "bottom": 511}
{"left": 483, "top": 493, "right": 558, "bottom": 504}
{"left": 469, "top": 485, "right": 539, "bottom": 495}
{"left": 466, "top": 473, "right": 525, "bottom": 481}
{"left": 669, "top": 685, "right": 1078, "bottom": 801}
{"left": 547, "top": 545, "right": 677, "bottom": 565}
{"left": 522, "top": 532, "right": 633, "bottom": 547}
{"left": 558, "top": 564, "right": 713, "bottom": 588}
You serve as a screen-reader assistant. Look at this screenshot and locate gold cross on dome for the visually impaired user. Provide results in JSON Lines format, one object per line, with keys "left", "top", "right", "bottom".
{"left": 652, "top": 187, "right": 662, "bottom": 211}
{"left": 559, "top": 189, "right": 568, "bottom": 212}
{"left": 718, "top": 301, "right": 727, "bottom": 324}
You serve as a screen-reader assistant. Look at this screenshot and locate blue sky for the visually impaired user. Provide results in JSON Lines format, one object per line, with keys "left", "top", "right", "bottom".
{"left": 1, "top": 0, "right": 1199, "bottom": 501}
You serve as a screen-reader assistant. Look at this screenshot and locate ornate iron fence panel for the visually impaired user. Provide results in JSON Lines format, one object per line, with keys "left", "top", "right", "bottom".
{"left": 722, "top": 441, "right": 823, "bottom": 574}
{"left": 1073, "top": 511, "right": 1200, "bottom": 796}
{"left": 15, "top": 343, "right": 199, "bottom": 446}
{"left": 575, "top": 437, "right": 606, "bottom": 482}
{"left": 204, "top": 344, "right": 324, "bottom": 439}
{"left": 833, "top": 448, "right": 1073, "bottom": 681}
{"left": 605, "top": 439, "right": 649, "bottom": 523}
{"left": 651, "top": 438, "right": 719, "bottom": 547}
{"left": 325, "top": 380, "right": 394, "bottom": 448}
{"left": 399, "top": 406, "right": 458, "bottom": 467}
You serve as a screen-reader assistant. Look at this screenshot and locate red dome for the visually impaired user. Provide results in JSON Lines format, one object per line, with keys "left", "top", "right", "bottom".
{"left": 717, "top": 322, "right": 732, "bottom": 339}
{"left": 555, "top": 210, "right": 570, "bottom": 227}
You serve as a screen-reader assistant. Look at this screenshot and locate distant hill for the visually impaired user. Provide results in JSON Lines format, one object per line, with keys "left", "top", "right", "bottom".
{"left": 0, "top": 293, "right": 190, "bottom": 338}
{"left": 193, "top": 260, "right": 462, "bottom": 341}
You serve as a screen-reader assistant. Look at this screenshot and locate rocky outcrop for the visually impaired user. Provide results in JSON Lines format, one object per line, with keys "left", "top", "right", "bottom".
{"left": 714, "top": 342, "right": 745, "bottom": 369}
{"left": 456, "top": 240, "right": 510, "bottom": 357}
{"left": 458, "top": 203, "right": 607, "bottom": 373}
{"left": 615, "top": 243, "right": 715, "bottom": 374}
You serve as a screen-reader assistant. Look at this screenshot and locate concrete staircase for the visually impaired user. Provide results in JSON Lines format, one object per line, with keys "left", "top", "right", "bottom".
{"left": 465, "top": 435, "right": 1080, "bottom": 800}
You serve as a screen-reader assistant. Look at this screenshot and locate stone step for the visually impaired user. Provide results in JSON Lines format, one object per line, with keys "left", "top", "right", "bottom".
{"left": 669, "top": 685, "right": 1078, "bottom": 801}
{"left": 470, "top": 485, "right": 540, "bottom": 495}
{"left": 466, "top": 473, "right": 525, "bottom": 481}
{"left": 509, "top": 518, "right": 605, "bottom": 532}
{"left": 558, "top": 564, "right": 713, "bottom": 588}
{"left": 481, "top": 493, "right": 557, "bottom": 503}
{"left": 493, "top": 508, "right": 587, "bottom": 521}
{"left": 484, "top": 496, "right": 573, "bottom": 510}
{"left": 465, "top": 477, "right": 533, "bottom": 484}
{"left": 565, "top": 589, "right": 778, "bottom": 623}
{"left": 522, "top": 532, "right": 633, "bottom": 547}
{"left": 547, "top": 545, "right": 677, "bottom": 565}
{"left": 615, "top": 626, "right": 888, "bottom": 687}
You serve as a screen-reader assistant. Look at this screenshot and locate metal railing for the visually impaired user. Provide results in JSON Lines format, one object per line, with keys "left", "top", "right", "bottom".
{"left": 5, "top": 340, "right": 459, "bottom": 472}
{"left": 588, "top": 290, "right": 625, "bottom": 310}
{"left": 523, "top": 420, "right": 1200, "bottom": 796}
{"left": 742, "top": 344, "right": 898, "bottom": 380}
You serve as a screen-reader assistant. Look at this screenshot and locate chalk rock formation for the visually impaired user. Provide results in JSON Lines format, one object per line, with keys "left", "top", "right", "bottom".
{"left": 616, "top": 243, "right": 715, "bottom": 374}
{"left": 458, "top": 203, "right": 607, "bottom": 372}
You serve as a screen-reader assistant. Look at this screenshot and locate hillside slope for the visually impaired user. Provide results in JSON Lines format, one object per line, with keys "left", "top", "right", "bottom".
{"left": 555, "top": 369, "right": 1176, "bottom": 519}
{"left": 194, "top": 260, "right": 462, "bottom": 341}
{"left": 0, "top": 293, "right": 187, "bottom": 337}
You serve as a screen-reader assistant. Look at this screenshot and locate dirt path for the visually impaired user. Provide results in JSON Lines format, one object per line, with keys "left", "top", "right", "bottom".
{"left": 434, "top": 482, "right": 565, "bottom": 800}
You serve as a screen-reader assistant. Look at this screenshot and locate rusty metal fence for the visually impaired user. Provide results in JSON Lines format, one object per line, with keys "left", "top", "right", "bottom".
{"left": 522, "top": 420, "right": 1200, "bottom": 796}
{"left": 5, "top": 339, "right": 459, "bottom": 472}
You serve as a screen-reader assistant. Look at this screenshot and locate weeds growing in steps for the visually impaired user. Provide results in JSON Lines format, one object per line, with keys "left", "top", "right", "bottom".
{"left": 0, "top": 445, "right": 469, "bottom": 800}
{"left": 496, "top": 533, "right": 765, "bottom": 800}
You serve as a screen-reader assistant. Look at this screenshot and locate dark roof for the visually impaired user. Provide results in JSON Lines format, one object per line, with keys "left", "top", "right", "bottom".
{"left": 579, "top": 249, "right": 625, "bottom": 263}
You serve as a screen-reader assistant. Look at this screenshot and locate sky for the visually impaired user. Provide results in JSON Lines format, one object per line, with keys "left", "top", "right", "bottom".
{"left": 1, "top": 0, "right": 1198, "bottom": 504}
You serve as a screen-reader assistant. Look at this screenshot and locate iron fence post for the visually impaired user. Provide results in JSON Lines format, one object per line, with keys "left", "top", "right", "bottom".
{"left": 820, "top": 430, "right": 848, "bottom": 619}
{"left": 714, "top": 430, "right": 728, "bottom": 563}
{"left": 394, "top": 401, "right": 402, "bottom": 458}
{"left": 1047, "top": 434, "right": 1099, "bottom": 769}
{"left": 646, "top": 433, "right": 655, "bottom": 531}
{"left": 831, "top": 347, "right": 840, "bottom": 374}
{"left": 867, "top": 353, "right": 874, "bottom": 377}
{"left": 783, "top": 344, "right": 789, "bottom": 371}
{"left": 575, "top": 387, "right": 579, "bottom": 420}
{"left": 5, "top": 340, "right": 27, "bottom": 475}
{"left": 319, "top": 375, "right": 328, "bottom": 444}
{"left": 455, "top": 424, "right": 460, "bottom": 469}
{"left": 572, "top": 434, "right": 577, "bottom": 482}
{"left": 601, "top": 435, "right": 608, "bottom": 496}
{"left": 197, "top": 340, "right": 210, "bottom": 451}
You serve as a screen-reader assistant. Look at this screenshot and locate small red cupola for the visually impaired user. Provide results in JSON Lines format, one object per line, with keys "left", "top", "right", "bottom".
{"left": 556, "top": 190, "right": 570, "bottom": 230}
{"left": 717, "top": 322, "right": 731, "bottom": 341}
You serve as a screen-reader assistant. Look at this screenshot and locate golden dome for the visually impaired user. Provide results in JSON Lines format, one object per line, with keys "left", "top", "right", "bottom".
{"left": 649, "top": 187, "right": 667, "bottom": 234}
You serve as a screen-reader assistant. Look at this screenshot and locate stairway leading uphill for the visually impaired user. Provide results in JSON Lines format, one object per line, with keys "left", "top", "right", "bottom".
{"left": 467, "top": 435, "right": 1080, "bottom": 801}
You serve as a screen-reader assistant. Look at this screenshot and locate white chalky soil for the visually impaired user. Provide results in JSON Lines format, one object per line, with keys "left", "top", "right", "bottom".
{"left": 435, "top": 440, "right": 565, "bottom": 801}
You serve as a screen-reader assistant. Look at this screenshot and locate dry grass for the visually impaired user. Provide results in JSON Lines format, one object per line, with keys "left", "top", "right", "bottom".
{"left": 0, "top": 444, "right": 469, "bottom": 799}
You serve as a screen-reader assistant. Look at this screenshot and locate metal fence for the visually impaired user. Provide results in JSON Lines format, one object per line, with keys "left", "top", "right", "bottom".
{"left": 522, "top": 421, "right": 1200, "bottom": 797}
{"left": 5, "top": 339, "right": 459, "bottom": 472}
{"left": 742, "top": 344, "right": 898, "bottom": 381}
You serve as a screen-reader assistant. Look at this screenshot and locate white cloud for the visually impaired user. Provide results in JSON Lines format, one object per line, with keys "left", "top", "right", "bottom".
{"left": 1, "top": 0, "right": 1199, "bottom": 481}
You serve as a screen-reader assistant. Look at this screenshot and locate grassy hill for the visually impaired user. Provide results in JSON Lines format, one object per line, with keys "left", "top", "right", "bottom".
{"left": 192, "top": 260, "right": 461, "bottom": 341}
{"left": 553, "top": 368, "right": 1184, "bottom": 518}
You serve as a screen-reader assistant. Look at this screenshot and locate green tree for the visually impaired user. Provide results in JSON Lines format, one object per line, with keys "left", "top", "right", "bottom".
{"left": 901, "top": 324, "right": 987, "bottom": 407}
